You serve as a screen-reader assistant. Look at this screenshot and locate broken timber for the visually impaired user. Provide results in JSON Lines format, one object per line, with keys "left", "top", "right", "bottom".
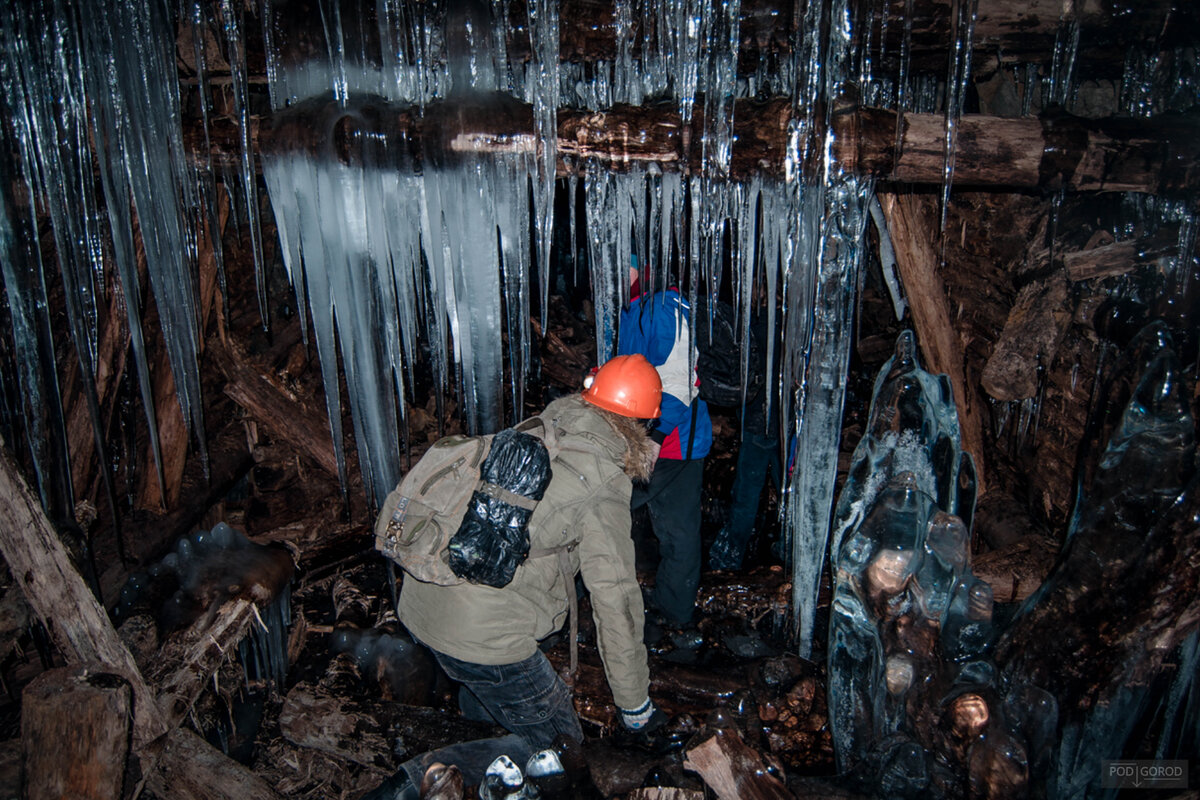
{"left": 252, "top": 93, "right": 1200, "bottom": 194}
{"left": 0, "top": 440, "right": 283, "bottom": 799}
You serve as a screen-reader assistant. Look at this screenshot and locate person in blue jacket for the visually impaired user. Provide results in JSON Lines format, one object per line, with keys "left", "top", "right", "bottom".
{"left": 617, "top": 261, "right": 712, "bottom": 629}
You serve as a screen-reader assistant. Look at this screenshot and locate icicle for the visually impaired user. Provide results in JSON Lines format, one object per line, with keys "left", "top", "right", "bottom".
{"left": 938, "top": 0, "right": 979, "bottom": 239}
{"left": 80, "top": 0, "right": 209, "bottom": 474}
{"left": 0, "top": 134, "right": 74, "bottom": 522}
{"left": 1046, "top": 14, "right": 1080, "bottom": 108}
{"left": 786, "top": 177, "right": 872, "bottom": 657}
{"left": 869, "top": 195, "right": 907, "bottom": 320}
{"left": 217, "top": 0, "right": 268, "bottom": 328}
{"left": 584, "top": 168, "right": 621, "bottom": 361}
{"left": 527, "top": 0, "right": 560, "bottom": 334}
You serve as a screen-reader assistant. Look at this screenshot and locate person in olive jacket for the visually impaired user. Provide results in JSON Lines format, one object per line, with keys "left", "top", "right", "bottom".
{"left": 397, "top": 354, "right": 669, "bottom": 751}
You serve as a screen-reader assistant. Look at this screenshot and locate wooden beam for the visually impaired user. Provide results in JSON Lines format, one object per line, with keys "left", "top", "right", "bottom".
{"left": 254, "top": 94, "right": 1200, "bottom": 193}
{"left": 143, "top": 727, "right": 284, "bottom": 800}
{"left": 246, "top": 0, "right": 1190, "bottom": 82}
{"left": 876, "top": 192, "right": 987, "bottom": 492}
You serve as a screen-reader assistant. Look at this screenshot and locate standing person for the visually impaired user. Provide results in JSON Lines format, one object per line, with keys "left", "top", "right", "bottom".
{"left": 392, "top": 354, "right": 668, "bottom": 760}
{"left": 618, "top": 265, "right": 711, "bottom": 630}
{"left": 709, "top": 304, "right": 783, "bottom": 571}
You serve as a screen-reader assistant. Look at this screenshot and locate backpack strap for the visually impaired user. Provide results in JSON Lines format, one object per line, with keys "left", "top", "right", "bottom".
{"left": 517, "top": 415, "right": 577, "bottom": 681}
{"left": 528, "top": 539, "right": 580, "bottom": 684}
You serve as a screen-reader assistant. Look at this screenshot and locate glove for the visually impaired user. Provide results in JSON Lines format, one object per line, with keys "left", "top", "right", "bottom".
{"left": 619, "top": 699, "right": 667, "bottom": 732}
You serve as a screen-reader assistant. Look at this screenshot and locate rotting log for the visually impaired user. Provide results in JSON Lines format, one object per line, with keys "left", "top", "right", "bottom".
{"left": 22, "top": 666, "right": 132, "bottom": 800}
{"left": 213, "top": 337, "right": 340, "bottom": 479}
{"left": 683, "top": 732, "right": 794, "bottom": 800}
{"left": 279, "top": 681, "right": 396, "bottom": 769}
{"left": 1062, "top": 229, "right": 1180, "bottom": 282}
{"left": 148, "top": 597, "right": 259, "bottom": 730}
{"left": 254, "top": 94, "right": 1200, "bottom": 193}
{"left": 0, "top": 438, "right": 281, "bottom": 800}
{"left": 981, "top": 268, "right": 1070, "bottom": 402}
{"left": 877, "top": 192, "right": 987, "bottom": 491}
{"left": 143, "top": 727, "right": 284, "bottom": 800}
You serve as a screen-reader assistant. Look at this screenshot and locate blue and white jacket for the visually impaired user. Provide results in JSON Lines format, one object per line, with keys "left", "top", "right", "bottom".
{"left": 618, "top": 288, "right": 712, "bottom": 460}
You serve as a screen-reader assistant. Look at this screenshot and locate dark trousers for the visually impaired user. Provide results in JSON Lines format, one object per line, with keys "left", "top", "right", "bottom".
{"left": 430, "top": 647, "right": 582, "bottom": 750}
{"left": 631, "top": 457, "right": 704, "bottom": 626}
{"left": 710, "top": 430, "right": 782, "bottom": 570}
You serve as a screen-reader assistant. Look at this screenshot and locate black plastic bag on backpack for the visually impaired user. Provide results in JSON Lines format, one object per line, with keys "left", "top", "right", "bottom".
{"left": 447, "top": 428, "right": 552, "bottom": 587}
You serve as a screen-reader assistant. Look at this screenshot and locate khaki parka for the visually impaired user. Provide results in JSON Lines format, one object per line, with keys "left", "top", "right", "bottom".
{"left": 397, "top": 394, "right": 650, "bottom": 711}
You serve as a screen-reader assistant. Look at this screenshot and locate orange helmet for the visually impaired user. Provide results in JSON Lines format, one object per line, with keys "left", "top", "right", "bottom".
{"left": 582, "top": 354, "right": 662, "bottom": 418}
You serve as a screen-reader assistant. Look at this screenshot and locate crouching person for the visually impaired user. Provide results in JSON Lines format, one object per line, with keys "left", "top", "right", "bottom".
{"left": 365, "top": 355, "right": 669, "bottom": 798}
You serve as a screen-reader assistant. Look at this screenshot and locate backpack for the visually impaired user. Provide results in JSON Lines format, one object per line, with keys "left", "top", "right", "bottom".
{"left": 374, "top": 417, "right": 557, "bottom": 587}
{"left": 693, "top": 296, "right": 744, "bottom": 407}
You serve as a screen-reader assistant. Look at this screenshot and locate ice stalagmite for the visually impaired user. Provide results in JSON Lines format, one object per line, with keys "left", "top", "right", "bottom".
{"left": 827, "top": 331, "right": 1001, "bottom": 798}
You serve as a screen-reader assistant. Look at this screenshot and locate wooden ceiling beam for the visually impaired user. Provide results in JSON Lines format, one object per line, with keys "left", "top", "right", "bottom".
{"left": 250, "top": 93, "right": 1200, "bottom": 195}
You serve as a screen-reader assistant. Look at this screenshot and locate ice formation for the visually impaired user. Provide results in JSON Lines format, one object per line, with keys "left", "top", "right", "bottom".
{"left": 1003, "top": 322, "right": 1197, "bottom": 798}
{"left": 829, "top": 324, "right": 1199, "bottom": 797}
{"left": 0, "top": 0, "right": 1196, "bottom": 756}
{"left": 828, "top": 331, "right": 1000, "bottom": 796}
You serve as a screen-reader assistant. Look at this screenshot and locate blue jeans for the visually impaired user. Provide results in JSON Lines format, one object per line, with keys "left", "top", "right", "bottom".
{"left": 430, "top": 647, "right": 582, "bottom": 750}
{"left": 709, "top": 430, "right": 781, "bottom": 571}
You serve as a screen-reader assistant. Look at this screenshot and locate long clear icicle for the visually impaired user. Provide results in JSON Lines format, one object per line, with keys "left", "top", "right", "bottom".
{"left": 86, "top": 0, "right": 208, "bottom": 473}
{"left": 218, "top": 0, "right": 268, "bottom": 327}
{"left": 938, "top": 0, "right": 978, "bottom": 237}
{"left": 527, "top": 0, "right": 559, "bottom": 338}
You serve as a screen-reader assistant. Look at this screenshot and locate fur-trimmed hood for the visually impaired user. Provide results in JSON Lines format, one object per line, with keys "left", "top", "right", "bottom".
{"left": 592, "top": 406, "right": 659, "bottom": 483}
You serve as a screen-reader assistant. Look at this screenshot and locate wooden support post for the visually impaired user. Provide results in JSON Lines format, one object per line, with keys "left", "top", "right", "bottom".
{"left": 876, "top": 193, "right": 987, "bottom": 491}
{"left": 22, "top": 666, "right": 132, "bottom": 800}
